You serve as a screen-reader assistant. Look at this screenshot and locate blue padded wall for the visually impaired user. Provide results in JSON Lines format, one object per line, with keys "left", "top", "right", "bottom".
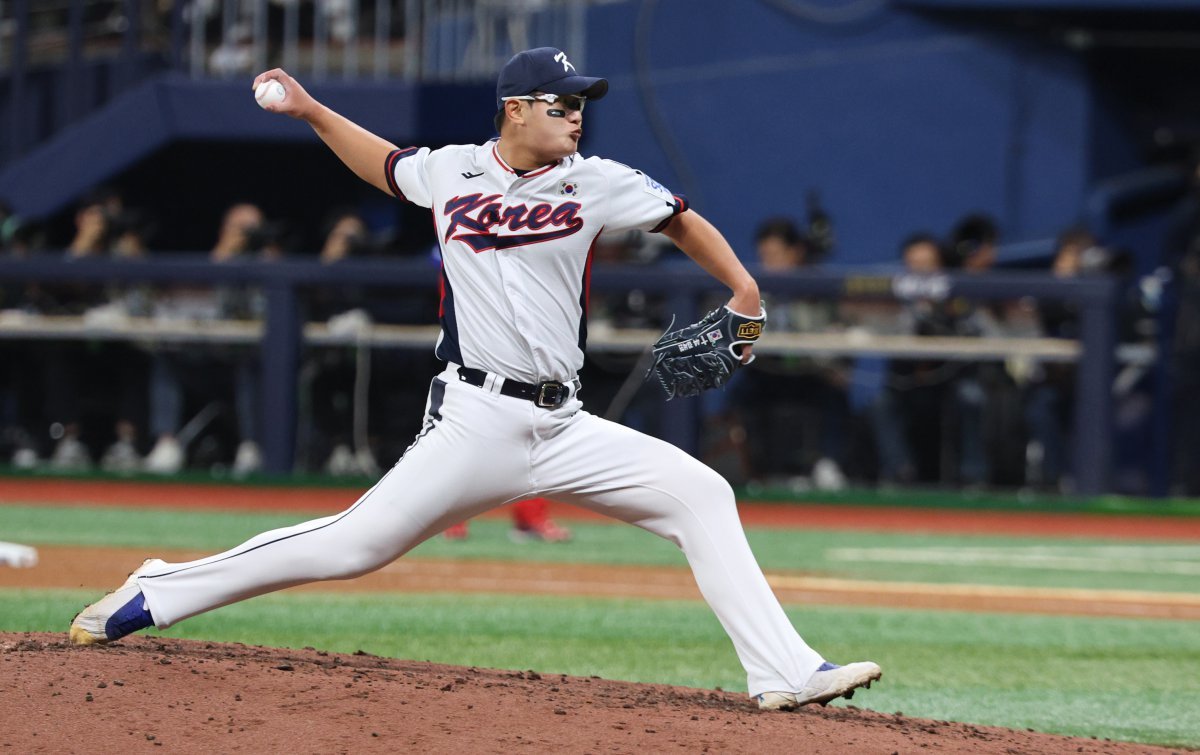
{"left": 581, "top": 1, "right": 1091, "bottom": 263}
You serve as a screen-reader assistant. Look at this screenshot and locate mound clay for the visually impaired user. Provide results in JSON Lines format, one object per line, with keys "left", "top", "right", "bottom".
{"left": 0, "top": 633, "right": 1182, "bottom": 754}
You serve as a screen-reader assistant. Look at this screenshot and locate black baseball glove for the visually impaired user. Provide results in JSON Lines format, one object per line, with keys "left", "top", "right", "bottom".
{"left": 648, "top": 304, "right": 766, "bottom": 399}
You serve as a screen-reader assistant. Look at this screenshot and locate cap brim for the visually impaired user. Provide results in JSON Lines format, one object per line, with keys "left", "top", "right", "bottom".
{"left": 541, "top": 75, "right": 608, "bottom": 101}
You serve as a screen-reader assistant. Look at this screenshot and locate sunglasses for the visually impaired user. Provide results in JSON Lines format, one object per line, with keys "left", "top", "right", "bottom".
{"left": 501, "top": 93, "right": 587, "bottom": 113}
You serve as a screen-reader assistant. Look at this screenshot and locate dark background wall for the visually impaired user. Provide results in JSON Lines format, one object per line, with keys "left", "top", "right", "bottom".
{"left": 581, "top": 1, "right": 1091, "bottom": 263}
{"left": 4, "top": 1, "right": 1200, "bottom": 265}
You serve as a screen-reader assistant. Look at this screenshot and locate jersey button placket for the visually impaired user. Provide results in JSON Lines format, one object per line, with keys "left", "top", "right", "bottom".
{"left": 497, "top": 185, "right": 538, "bottom": 375}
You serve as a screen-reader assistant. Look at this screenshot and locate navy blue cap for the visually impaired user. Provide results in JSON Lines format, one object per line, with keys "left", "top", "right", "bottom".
{"left": 495, "top": 47, "right": 608, "bottom": 110}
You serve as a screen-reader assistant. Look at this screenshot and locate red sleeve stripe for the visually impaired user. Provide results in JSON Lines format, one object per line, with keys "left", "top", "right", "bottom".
{"left": 384, "top": 147, "right": 419, "bottom": 201}
{"left": 650, "top": 194, "right": 689, "bottom": 233}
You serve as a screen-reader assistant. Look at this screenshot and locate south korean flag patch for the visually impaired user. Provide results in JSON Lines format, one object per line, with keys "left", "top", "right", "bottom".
{"left": 558, "top": 181, "right": 580, "bottom": 197}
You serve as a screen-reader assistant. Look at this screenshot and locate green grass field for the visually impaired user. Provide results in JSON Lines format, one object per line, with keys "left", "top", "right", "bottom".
{"left": 3, "top": 502, "right": 1199, "bottom": 748}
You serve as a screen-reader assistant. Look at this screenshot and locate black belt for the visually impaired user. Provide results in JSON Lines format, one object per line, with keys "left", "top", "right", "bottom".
{"left": 456, "top": 366, "right": 575, "bottom": 409}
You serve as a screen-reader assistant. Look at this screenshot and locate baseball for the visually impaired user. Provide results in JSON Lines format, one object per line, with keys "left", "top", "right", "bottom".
{"left": 255, "top": 79, "right": 286, "bottom": 109}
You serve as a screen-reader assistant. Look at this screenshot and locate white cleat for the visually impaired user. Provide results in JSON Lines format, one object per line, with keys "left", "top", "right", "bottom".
{"left": 232, "top": 441, "right": 263, "bottom": 477}
{"left": 69, "top": 558, "right": 165, "bottom": 646}
{"left": 143, "top": 437, "right": 184, "bottom": 475}
{"left": 756, "top": 661, "right": 882, "bottom": 710}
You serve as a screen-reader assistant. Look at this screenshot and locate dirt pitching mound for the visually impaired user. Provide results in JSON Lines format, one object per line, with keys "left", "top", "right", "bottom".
{"left": 0, "top": 633, "right": 1178, "bottom": 754}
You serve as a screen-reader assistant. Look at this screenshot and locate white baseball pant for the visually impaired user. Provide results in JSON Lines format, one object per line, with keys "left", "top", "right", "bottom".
{"left": 137, "top": 363, "right": 825, "bottom": 696}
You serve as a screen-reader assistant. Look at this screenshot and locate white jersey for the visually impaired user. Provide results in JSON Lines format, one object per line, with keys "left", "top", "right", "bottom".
{"left": 384, "top": 139, "right": 687, "bottom": 383}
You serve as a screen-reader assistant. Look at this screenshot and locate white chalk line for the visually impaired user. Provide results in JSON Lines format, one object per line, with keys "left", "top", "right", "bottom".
{"left": 764, "top": 574, "right": 1200, "bottom": 606}
{"left": 827, "top": 546, "right": 1200, "bottom": 576}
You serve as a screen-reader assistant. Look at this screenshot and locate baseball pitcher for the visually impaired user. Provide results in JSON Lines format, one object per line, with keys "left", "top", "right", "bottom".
{"left": 70, "top": 47, "right": 880, "bottom": 710}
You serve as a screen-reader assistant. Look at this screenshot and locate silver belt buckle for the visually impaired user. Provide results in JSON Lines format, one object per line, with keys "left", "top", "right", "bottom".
{"left": 535, "top": 381, "right": 566, "bottom": 408}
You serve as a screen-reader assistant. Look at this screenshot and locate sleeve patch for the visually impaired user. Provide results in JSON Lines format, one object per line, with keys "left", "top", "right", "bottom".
{"left": 641, "top": 172, "right": 673, "bottom": 203}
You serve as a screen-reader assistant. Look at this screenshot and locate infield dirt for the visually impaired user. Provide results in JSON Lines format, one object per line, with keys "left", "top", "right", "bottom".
{"left": 4, "top": 479, "right": 1198, "bottom": 751}
{"left": 1, "top": 632, "right": 1185, "bottom": 754}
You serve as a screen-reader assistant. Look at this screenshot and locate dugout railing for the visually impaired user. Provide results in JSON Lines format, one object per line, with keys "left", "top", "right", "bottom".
{"left": 0, "top": 256, "right": 1128, "bottom": 494}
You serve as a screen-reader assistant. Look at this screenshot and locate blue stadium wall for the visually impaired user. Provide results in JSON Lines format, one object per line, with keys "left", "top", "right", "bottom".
{"left": 7, "top": 0, "right": 1195, "bottom": 264}
{"left": 580, "top": 0, "right": 1092, "bottom": 263}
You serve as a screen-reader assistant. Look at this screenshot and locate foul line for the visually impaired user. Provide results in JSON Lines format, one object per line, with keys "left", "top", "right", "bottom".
{"left": 765, "top": 574, "right": 1200, "bottom": 606}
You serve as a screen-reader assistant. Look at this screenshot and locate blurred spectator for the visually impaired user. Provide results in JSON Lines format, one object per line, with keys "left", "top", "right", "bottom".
{"left": 946, "top": 213, "right": 999, "bottom": 273}
{"left": 947, "top": 213, "right": 1028, "bottom": 484}
{"left": 42, "top": 190, "right": 126, "bottom": 470}
{"left": 0, "top": 201, "right": 43, "bottom": 467}
{"left": 0, "top": 200, "right": 18, "bottom": 251}
{"left": 721, "top": 218, "right": 849, "bottom": 490}
{"left": 1026, "top": 226, "right": 1155, "bottom": 492}
{"left": 1168, "top": 161, "right": 1200, "bottom": 494}
{"left": 1172, "top": 255, "right": 1200, "bottom": 493}
{"left": 1017, "top": 223, "right": 1147, "bottom": 489}
{"left": 587, "top": 229, "right": 664, "bottom": 331}
{"left": 870, "top": 232, "right": 990, "bottom": 486}
{"left": 0, "top": 200, "right": 33, "bottom": 306}
{"left": 755, "top": 217, "right": 811, "bottom": 271}
{"left": 143, "top": 202, "right": 275, "bottom": 476}
{"left": 0, "top": 200, "right": 43, "bottom": 257}
{"left": 96, "top": 210, "right": 158, "bottom": 473}
{"left": 804, "top": 190, "right": 836, "bottom": 262}
{"left": 7, "top": 189, "right": 159, "bottom": 472}
{"left": 302, "top": 208, "right": 382, "bottom": 478}
{"left": 1021, "top": 227, "right": 1098, "bottom": 490}
{"left": 67, "top": 201, "right": 111, "bottom": 258}
{"left": 300, "top": 207, "right": 438, "bottom": 477}
{"left": 319, "top": 210, "right": 371, "bottom": 264}
{"left": 901, "top": 233, "right": 943, "bottom": 273}
{"left": 443, "top": 499, "right": 573, "bottom": 543}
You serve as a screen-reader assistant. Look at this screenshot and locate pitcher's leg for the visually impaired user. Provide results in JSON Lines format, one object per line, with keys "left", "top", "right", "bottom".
{"left": 137, "top": 376, "right": 529, "bottom": 628}
{"left": 537, "top": 412, "right": 823, "bottom": 697}
{"left": 138, "top": 465, "right": 432, "bottom": 626}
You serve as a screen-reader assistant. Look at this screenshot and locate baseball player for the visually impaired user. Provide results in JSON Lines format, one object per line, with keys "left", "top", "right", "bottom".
{"left": 444, "top": 497, "right": 572, "bottom": 542}
{"left": 70, "top": 47, "right": 881, "bottom": 710}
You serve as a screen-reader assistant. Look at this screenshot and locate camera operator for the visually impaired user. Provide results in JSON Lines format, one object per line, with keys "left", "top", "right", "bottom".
{"left": 144, "top": 202, "right": 282, "bottom": 476}
{"left": 871, "top": 233, "right": 992, "bottom": 486}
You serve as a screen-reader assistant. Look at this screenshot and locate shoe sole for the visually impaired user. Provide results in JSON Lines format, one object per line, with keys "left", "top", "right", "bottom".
{"left": 760, "top": 663, "right": 883, "bottom": 710}
{"left": 69, "top": 558, "right": 163, "bottom": 646}
{"left": 69, "top": 623, "right": 104, "bottom": 645}
{"left": 801, "top": 665, "right": 882, "bottom": 707}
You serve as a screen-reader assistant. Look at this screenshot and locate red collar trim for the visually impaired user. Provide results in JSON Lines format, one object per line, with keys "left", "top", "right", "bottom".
{"left": 491, "top": 142, "right": 558, "bottom": 179}
{"left": 491, "top": 143, "right": 516, "bottom": 174}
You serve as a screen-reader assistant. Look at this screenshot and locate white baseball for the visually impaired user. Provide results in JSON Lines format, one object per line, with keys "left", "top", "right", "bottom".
{"left": 255, "top": 79, "right": 286, "bottom": 109}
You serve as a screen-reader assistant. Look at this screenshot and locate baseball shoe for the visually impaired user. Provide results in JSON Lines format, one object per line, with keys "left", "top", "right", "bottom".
{"left": 325, "top": 444, "right": 358, "bottom": 476}
{"left": 10, "top": 445, "right": 39, "bottom": 470}
{"left": 100, "top": 438, "right": 141, "bottom": 474}
{"left": 49, "top": 435, "right": 91, "bottom": 472}
{"left": 756, "top": 661, "right": 882, "bottom": 710}
{"left": 69, "top": 558, "right": 164, "bottom": 645}
{"left": 143, "top": 436, "right": 184, "bottom": 475}
{"left": 232, "top": 441, "right": 263, "bottom": 477}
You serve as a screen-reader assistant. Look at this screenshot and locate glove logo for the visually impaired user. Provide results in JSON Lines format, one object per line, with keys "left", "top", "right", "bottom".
{"left": 737, "top": 322, "right": 763, "bottom": 340}
{"left": 676, "top": 331, "right": 722, "bottom": 352}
